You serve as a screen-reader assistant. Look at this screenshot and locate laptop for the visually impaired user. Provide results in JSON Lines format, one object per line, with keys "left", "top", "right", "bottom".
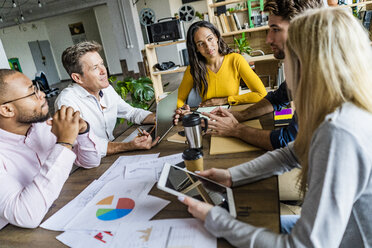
{"left": 123, "top": 90, "right": 178, "bottom": 144}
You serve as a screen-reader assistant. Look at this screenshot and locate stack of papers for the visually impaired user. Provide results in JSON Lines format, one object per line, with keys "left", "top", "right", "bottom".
{"left": 56, "top": 219, "right": 216, "bottom": 248}
{"left": 41, "top": 153, "right": 217, "bottom": 248}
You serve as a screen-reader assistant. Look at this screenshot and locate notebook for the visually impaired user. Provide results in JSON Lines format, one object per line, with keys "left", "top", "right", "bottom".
{"left": 209, "top": 119, "right": 263, "bottom": 155}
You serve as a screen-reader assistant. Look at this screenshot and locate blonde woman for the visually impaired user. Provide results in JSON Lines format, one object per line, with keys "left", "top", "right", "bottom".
{"left": 179, "top": 8, "right": 372, "bottom": 247}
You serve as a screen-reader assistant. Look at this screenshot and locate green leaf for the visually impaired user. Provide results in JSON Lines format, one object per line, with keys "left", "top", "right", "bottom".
{"left": 108, "top": 76, "right": 117, "bottom": 83}
{"left": 112, "top": 76, "right": 155, "bottom": 111}
{"left": 234, "top": 32, "right": 252, "bottom": 55}
{"left": 144, "top": 89, "right": 155, "bottom": 101}
{"left": 120, "top": 87, "right": 129, "bottom": 100}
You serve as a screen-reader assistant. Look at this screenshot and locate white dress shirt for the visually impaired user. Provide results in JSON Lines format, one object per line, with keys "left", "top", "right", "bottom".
{"left": 0, "top": 122, "right": 101, "bottom": 229}
{"left": 55, "top": 84, "right": 152, "bottom": 156}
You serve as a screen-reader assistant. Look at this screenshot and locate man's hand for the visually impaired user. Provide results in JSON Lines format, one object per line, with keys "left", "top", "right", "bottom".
{"left": 173, "top": 104, "right": 191, "bottom": 125}
{"left": 209, "top": 106, "right": 228, "bottom": 116}
{"left": 129, "top": 130, "right": 159, "bottom": 150}
{"left": 203, "top": 108, "right": 240, "bottom": 137}
{"left": 197, "top": 168, "right": 232, "bottom": 187}
{"left": 78, "top": 118, "right": 88, "bottom": 134}
{"left": 199, "top": 97, "right": 228, "bottom": 107}
{"left": 178, "top": 196, "right": 213, "bottom": 221}
{"left": 48, "top": 105, "right": 80, "bottom": 145}
{"left": 142, "top": 113, "right": 156, "bottom": 124}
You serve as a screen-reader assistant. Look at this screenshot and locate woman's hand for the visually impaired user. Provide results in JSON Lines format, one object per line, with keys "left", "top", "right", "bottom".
{"left": 178, "top": 196, "right": 213, "bottom": 221}
{"left": 197, "top": 168, "right": 233, "bottom": 187}
{"left": 173, "top": 104, "right": 191, "bottom": 125}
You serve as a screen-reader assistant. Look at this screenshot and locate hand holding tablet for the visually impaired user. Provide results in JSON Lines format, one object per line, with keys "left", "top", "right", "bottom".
{"left": 157, "top": 163, "right": 236, "bottom": 217}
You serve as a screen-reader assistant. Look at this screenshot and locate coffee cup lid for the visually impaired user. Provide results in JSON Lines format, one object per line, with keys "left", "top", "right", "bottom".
{"left": 182, "top": 114, "right": 201, "bottom": 127}
{"left": 182, "top": 148, "right": 203, "bottom": 160}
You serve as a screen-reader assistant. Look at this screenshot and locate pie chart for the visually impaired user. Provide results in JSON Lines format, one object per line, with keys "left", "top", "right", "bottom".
{"left": 96, "top": 195, "right": 135, "bottom": 221}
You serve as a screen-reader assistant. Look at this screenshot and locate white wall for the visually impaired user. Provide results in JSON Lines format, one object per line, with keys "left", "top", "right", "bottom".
{"left": 0, "top": 39, "right": 10, "bottom": 69}
{"left": 106, "top": 0, "right": 145, "bottom": 73}
{"left": 0, "top": 22, "right": 49, "bottom": 79}
{"left": 169, "top": 0, "right": 207, "bottom": 16}
{"left": 44, "top": 9, "right": 104, "bottom": 80}
{"left": 94, "top": 5, "right": 122, "bottom": 75}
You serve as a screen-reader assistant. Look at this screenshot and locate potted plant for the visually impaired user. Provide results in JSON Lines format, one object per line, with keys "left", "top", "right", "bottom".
{"left": 234, "top": 32, "right": 252, "bottom": 57}
{"left": 234, "top": 32, "right": 255, "bottom": 70}
{"left": 109, "top": 76, "right": 155, "bottom": 124}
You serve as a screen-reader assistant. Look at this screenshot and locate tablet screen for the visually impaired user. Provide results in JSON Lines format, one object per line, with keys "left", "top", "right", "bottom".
{"left": 165, "top": 165, "right": 230, "bottom": 212}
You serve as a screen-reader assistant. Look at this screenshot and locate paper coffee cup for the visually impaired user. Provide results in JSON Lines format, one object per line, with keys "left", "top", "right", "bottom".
{"left": 182, "top": 148, "right": 203, "bottom": 172}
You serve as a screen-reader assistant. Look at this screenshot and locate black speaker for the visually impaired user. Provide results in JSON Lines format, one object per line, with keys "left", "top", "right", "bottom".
{"left": 149, "top": 17, "right": 182, "bottom": 43}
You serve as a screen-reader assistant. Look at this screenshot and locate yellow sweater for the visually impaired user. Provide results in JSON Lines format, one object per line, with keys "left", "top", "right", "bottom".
{"left": 177, "top": 53, "right": 267, "bottom": 108}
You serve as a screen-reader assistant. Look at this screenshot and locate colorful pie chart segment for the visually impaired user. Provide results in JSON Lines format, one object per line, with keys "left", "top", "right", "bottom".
{"left": 96, "top": 196, "right": 135, "bottom": 221}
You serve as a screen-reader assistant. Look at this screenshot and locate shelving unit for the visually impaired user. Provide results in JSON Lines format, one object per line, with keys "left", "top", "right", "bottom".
{"left": 145, "top": 38, "right": 275, "bottom": 101}
{"left": 207, "top": 0, "right": 273, "bottom": 54}
{"left": 145, "top": 40, "right": 186, "bottom": 102}
{"left": 336, "top": 0, "right": 372, "bottom": 8}
{"left": 145, "top": 0, "right": 288, "bottom": 102}
{"left": 221, "top": 25, "right": 269, "bottom": 37}
{"left": 206, "top": 0, "right": 278, "bottom": 86}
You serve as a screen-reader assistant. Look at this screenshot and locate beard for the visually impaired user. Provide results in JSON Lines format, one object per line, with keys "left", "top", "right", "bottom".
{"left": 274, "top": 49, "right": 285, "bottom": 60}
{"left": 17, "top": 109, "right": 50, "bottom": 124}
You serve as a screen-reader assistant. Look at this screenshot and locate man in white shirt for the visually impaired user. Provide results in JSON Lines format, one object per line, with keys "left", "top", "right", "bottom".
{"left": 0, "top": 69, "right": 101, "bottom": 229}
{"left": 55, "top": 41, "right": 158, "bottom": 157}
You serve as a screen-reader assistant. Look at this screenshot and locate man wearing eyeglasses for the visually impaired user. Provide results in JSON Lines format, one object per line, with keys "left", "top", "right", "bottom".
{"left": 0, "top": 69, "right": 101, "bottom": 229}
{"left": 55, "top": 41, "right": 158, "bottom": 157}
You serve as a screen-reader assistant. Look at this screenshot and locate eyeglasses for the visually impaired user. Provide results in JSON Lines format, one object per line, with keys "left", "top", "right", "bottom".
{"left": 1, "top": 82, "right": 41, "bottom": 105}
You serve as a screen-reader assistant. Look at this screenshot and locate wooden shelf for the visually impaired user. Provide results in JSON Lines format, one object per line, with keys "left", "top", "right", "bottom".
{"left": 209, "top": 0, "right": 372, "bottom": 8}
{"left": 221, "top": 25, "right": 269, "bottom": 36}
{"left": 246, "top": 54, "right": 276, "bottom": 62}
{"left": 228, "top": 6, "right": 260, "bottom": 13}
{"left": 145, "top": 40, "right": 188, "bottom": 101}
{"left": 335, "top": 0, "right": 372, "bottom": 8}
{"left": 146, "top": 40, "right": 186, "bottom": 49}
{"left": 209, "top": 0, "right": 245, "bottom": 8}
{"left": 152, "top": 66, "right": 187, "bottom": 75}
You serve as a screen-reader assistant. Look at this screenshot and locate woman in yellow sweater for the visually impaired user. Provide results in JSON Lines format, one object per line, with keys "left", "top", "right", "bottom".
{"left": 177, "top": 21, "right": 267, "bottom": 108}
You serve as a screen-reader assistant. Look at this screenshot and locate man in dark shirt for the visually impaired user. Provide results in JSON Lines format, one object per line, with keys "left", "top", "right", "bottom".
{"left": 202, "top": 0, "right": 310, "bottom": 150}
{"left": 205, "top": 81, "right": 297, "bottom": 150}
{"left": 175, "top": 0, "right": 321, "bottom": 151}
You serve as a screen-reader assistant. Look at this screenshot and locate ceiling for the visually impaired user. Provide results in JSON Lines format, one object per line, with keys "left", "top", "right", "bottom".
{"left": 0, "top": 0, "right": 106, "bottom": 29}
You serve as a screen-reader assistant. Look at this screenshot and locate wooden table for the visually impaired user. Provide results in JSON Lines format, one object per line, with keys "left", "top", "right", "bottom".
{"left": 0, "top": 114, "right": 279, "bottom": 248}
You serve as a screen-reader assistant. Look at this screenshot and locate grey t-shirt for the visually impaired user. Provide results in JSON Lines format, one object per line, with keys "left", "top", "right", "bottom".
{"left": 204, "top": 102, "right": 372, "bottom": 247}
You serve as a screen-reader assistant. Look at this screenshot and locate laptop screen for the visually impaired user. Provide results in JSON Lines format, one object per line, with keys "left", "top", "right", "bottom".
{"left": 155, "top": 90, "right": 178, "bottom": 142}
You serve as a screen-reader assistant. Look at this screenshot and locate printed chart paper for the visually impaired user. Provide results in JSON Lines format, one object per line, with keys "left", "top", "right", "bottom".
{"left": 124, "top": 153, "right": 183, "bottom": 181}
{"left": 65, "top": 178, "right": 169, "bottom": 231}
{"left": 99, "top": 154, "right": 159, "bottom": 183}
{"left": 41, "top": 180, "right": 106, "bottom": 231}
{"left": 109, "top": 218, "right": 216, "bottom": 248}
{"left": 57, "top": 230, "right": 115, "bottom": 248}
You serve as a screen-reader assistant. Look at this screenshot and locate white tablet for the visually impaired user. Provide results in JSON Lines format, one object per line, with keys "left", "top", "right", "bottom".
{"left": 157, "top": 163, "right": 236, "bottom": 217}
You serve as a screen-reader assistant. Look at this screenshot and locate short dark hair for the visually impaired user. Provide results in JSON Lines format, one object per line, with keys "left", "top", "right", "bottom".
{"left": 0, "top": 69, "right": 18, "bottom": 101}
{"left": 61, "top": 41, "right": 102, "bottom": 78}
{"left": 264, "top": 0, "right": 323, "bottom": 21}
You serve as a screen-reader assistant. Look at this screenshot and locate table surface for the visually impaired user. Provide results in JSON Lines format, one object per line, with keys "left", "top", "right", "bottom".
{"left": 0, "top": 114, "right": 280, "bottom": 248}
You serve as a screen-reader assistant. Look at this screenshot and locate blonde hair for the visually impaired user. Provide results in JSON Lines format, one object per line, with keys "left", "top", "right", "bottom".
{"left": 286, "top": 8, "right": 372, "bottom": 194}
